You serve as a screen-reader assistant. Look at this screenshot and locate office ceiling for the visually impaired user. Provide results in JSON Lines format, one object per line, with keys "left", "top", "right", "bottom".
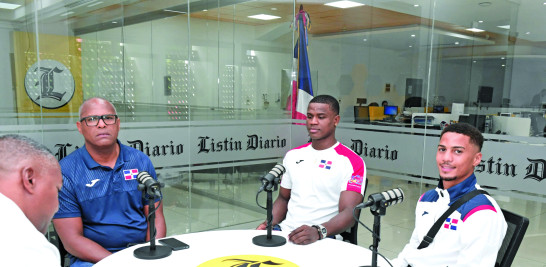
{"left": 1, "top": 0, "right": 544, "bottom": 52}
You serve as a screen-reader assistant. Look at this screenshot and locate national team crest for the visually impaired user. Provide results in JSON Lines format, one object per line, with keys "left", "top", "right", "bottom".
{"left": 348, "top": 175, "right": 363, "bottom": 186}
{"left": 444, "top": 218, "right": 458, "bottom": 230}
{"left": 124, "top": 169, "right": 139, "bottom": 180}
{"left": 318, "top": 160, "right": 332, "bottom": 169}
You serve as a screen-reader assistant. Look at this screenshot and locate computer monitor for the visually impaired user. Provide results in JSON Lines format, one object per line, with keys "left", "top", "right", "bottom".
{"left": 354, "top": 106, "right": 370, "bottom": 124}
{"left": 384, "top": 106, "right": 398, "bottom": 116}
{"left": 458, "top": 114, "right": 486, "bottom": 133}
{"left": 433, "top": 105, "right": 444, "bottom": 113}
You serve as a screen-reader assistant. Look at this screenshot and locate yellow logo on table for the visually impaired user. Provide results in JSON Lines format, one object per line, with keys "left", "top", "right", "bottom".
{"left": 198, "top": 254, "right": 298, "bottom": 266}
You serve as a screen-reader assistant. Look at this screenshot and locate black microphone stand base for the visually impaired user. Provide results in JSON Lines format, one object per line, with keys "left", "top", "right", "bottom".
{"left": 252, "top": 235, "right": 286, "bottom": 247}
{"left": 133, "top": 245, "right": 172, "bottom": 260}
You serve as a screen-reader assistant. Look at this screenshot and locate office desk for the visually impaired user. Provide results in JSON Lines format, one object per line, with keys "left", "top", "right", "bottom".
{"left": 95, "top": 230, "right": 390, "bottom": 266}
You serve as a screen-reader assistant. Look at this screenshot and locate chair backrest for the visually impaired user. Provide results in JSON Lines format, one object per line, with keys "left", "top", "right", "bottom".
{"left": 495, "top": 209, "right": 529, "bottom": 267}
{"left": 341, "top": 179, "right": 368, "bottom": 245}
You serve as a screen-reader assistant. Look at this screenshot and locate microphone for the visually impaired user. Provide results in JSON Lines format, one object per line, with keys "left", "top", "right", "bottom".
{"left": 356, "top": 188, "right": 404, "bottom": 211}
{"left": 260, "top": 164, "right": 286, "bottom": 191}
{"left": 137, "top": 171, "right": 161, "bottom": 198}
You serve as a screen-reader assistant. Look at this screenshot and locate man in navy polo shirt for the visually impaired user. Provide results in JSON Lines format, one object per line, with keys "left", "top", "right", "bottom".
{"left": 53, "top": 97, "right": 166, "bottom": 267}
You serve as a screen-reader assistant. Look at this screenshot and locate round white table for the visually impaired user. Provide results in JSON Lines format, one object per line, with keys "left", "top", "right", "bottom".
{"left": 94, "top": 230, "right": 390, "bottom": 266}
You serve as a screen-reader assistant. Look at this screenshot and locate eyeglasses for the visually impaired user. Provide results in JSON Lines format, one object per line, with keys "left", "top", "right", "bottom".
{"left": 80, "top": 114, "right": 118, "bottom": 126}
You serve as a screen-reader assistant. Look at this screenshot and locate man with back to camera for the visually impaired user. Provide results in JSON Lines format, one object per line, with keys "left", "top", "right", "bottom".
{"left": 257, "top": 95, "right": 367, "bottom": 245}
{"left": 53, "top": 97, "right": 166, "bottom": 267}
{"left": 0, "top": 134, "right": 63, "bottom": 267}
{"left": 392, "top": 123, "right": 507, "bottom": 267}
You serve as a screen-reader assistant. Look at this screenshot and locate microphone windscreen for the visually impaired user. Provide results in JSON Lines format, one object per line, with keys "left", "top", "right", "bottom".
{"left": 137, "top": 171, "right": 152, "bottom": 183}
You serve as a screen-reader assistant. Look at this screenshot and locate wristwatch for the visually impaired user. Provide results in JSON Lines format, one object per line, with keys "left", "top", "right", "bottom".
{"left": 313, "top": 224, "right": 327, "bottom": 240}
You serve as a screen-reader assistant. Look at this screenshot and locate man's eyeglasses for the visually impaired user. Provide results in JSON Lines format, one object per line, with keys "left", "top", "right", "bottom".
{"left": 80, "top": 114, "right": 118, "bottom": 126}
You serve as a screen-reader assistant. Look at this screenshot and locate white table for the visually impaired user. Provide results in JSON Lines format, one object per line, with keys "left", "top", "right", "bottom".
{"left": 95, "top": 230, "right": 390, "bottom": 266}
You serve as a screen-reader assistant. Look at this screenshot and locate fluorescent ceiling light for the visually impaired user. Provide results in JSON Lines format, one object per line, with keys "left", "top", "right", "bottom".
{"left": 325, "top": 1, "right": 364, "bottom": 9}
{"left": 0, "top": 2, "right": 21, "bottom": 9}
{"left": 164, "top": 9, "right": 186, "bottom": 14}
{"left": 466, "top": 27, "right": 484, "bottom": 32}
{"left": 87, "top": 1, "right": 103, "bottom": 7}
{"left": 497, "top": 25, "right": 510, "bottom": 30}
{"left": 60, "top": 11, "right": 74, "bottom": 16}
{"left": 248, "top": 14, "right": 280, "bottom": 20}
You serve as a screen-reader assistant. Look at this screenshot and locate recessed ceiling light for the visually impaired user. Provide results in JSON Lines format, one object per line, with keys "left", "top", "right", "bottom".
{"left": 501, "top": 57, "right": 505, "bottom": 60}
{"left": 112, "top": 21, "right": 118, "bottom": 24}
{"left": 414, "top": 4, "right": 419, "bottom": 7}
{"left": 248, "top": 14, "right": 281, "bottom": 20}
{"left": 502, "top": 64, "right": 506, "bottom": 67}
{"left": 363, "top": 38, "right": 367, "bottom": 42}
{"left": 409, "top": 45, "right": 413, "bottom": 48}
{"left": 411, "top": 34, "right": 416, "bottom": 37}
{"left": 0, "top": 2, "right": 21, "bottom": 9}
{"left": 455, "top": 42, "right": 459, "bottom": 45}
{"left": 525, "top": 32, "right": 531, "bottom": 34}
{"left": 473, "top": 60, "right": 477, "bottom": 63}
{"left": 478, "top": 20, "right": 484, "bottom": 23}
{"left": 203, "top": 9, "right": 208, "bottom": 12}
{"left": 325, "top": 1, "right": 365, "bottom": 9}
{"left": 271, "top": 7, "right": 277, "bottom": 11}
{"left": 497, "top": 25, "right": 510, "bottom": 30}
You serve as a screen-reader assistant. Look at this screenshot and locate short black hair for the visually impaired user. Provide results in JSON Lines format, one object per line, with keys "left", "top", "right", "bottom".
{"left": 440, "top": 123, "right": 484, "bottom": 151}
{"left": 309, "top": 95, "right": 339, "bottom": 115}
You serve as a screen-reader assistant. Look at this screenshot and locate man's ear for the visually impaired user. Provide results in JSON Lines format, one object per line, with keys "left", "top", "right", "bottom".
{"left": 76, "top": 121, "right": 83, "bottom": 134}
{"left": 473, "top": 152, "right": 483, "bottom": 167}
{"left": 21, "top": 166, "right": 37, "bottom": 194}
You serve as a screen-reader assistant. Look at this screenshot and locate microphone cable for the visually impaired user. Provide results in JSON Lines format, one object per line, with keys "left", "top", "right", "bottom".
{"left": 255, "top": 188, "right": 266, "bottom": 210}
{"left": 145, "top": 191, "right": 163, "bottom": 242}
{"left": 352, "top": 206, "right": 394, "bottom": 267}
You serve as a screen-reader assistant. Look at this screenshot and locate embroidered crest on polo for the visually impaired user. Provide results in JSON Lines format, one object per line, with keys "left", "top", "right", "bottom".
{"left": 318, "top": 160, "right": 332, "bottom": 169}
{"left": 123, "top": 169, "right": 139, "bottom": 180}
{"left": 444, "top": 218, "right": 458, "bottom": 230}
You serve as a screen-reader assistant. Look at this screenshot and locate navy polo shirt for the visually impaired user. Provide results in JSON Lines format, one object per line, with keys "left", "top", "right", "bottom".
{"left": 54, "top": 140, "right": 158, "bottom": 252}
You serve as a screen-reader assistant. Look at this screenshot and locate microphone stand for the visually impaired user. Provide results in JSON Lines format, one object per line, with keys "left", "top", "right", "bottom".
{"left": 362, "top": 200, "right": 387, "bottom": 267}
{"left": 253, "top": 179, "right": 286, "bottom": 247}
{"left": 134, "top": 186, "right": 172, "bottom": 260}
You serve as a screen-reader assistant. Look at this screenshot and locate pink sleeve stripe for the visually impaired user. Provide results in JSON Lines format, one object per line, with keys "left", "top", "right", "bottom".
{"left": 418, "top": 193, "right": 425, "bottom": 201}
{"left": 334, "top": 144, "right": 365, "bottom": 194}
{"left": 462, "top": 205, "right": 497, "bottom": 222}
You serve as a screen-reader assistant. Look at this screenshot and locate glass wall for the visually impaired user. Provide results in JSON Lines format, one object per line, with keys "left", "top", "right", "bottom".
{"left": 0, "top": 0, "right": 544, "bottom": 265}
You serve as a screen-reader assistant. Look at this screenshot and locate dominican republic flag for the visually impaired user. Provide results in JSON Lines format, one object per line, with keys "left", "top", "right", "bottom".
{"left": 291, "top": 5, "right": 314, "bottom": 120}
{"left": 444, "top": 218, "right": 459, "bottom": 230}
{"left": 123, "top": 169, "right": 139, "bottom": 180}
